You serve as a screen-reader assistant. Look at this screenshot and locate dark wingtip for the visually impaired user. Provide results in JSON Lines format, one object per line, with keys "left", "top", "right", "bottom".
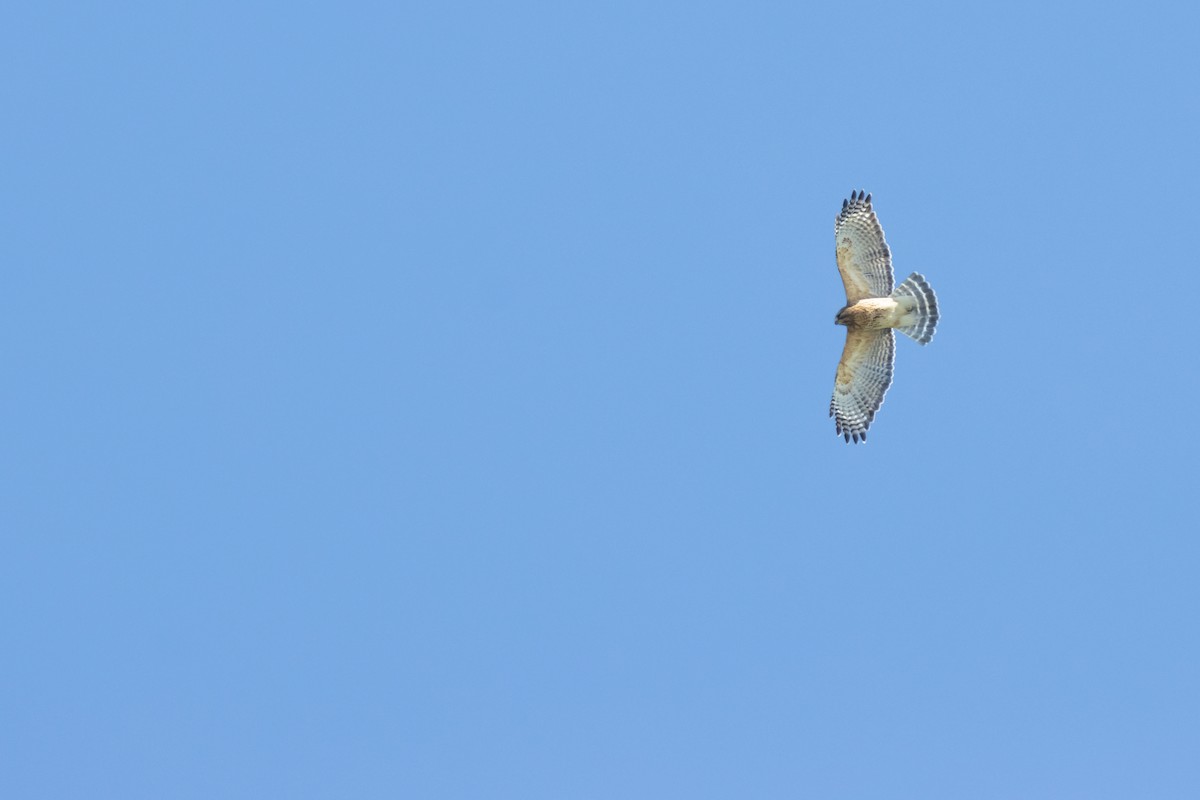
{"left": 865, "top": 192, "right": 872, "bottom": 204}
{"left": 842, "top": 198, "right": 849, "bottom": 209}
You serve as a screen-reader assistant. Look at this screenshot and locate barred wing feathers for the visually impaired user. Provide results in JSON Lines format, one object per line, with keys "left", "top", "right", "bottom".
{"left": 835, "top": 190, "right": 894, "bottom": 303}
{"left": 830, "top": 328, "right": 895, "bottom": 444}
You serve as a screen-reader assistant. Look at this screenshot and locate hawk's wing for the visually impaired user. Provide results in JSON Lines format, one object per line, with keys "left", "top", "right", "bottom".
{"left": 830, "top": 328, "right": 895, "bottom": 443}
{"left": 835, "top": 191, "right": 894, "bottom": 303}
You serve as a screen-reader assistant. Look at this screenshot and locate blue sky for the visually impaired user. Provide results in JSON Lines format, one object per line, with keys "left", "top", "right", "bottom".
{"left": 4, "top": 2, "right": 1200, "bottom": 797}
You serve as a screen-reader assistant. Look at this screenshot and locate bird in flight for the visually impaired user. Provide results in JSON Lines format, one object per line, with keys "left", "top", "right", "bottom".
{"left": 830, "top": 190, "right": 938, "bottom": 443}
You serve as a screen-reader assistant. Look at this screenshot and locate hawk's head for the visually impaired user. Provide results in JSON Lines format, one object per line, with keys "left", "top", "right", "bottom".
{"left": 834, "top": 306, "right": 851, "bottom": 326}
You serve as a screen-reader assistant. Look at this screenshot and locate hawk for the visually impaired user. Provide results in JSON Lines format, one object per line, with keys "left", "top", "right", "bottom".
{"left": 830, "top": 190, "right": 938, "bottom": 443}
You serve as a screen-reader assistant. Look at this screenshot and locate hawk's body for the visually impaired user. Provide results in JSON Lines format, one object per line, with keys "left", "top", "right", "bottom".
{"left": 837, "top": 297, "right": 904, "bottom": 329}
{"left": 830, "top": 191, "right": 939, "bottom": 443}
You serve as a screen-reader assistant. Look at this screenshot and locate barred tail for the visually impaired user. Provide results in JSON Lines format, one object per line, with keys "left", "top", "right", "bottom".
{"left": 890, "top": 272, "right": 939, "bottom": 345}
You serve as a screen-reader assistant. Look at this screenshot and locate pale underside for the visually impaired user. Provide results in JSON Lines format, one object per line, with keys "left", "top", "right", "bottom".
{"left": 830, "top": 192, "right": 896, "bottom": 443}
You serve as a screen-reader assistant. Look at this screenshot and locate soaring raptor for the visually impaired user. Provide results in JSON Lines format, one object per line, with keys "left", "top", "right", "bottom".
{"left": 830, "top": 191, "right": 938, "bottom": 443}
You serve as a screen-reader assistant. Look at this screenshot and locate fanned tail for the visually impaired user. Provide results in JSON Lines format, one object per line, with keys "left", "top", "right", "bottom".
{"left": 891, "top": 272, "right": 939, "bottom": 345}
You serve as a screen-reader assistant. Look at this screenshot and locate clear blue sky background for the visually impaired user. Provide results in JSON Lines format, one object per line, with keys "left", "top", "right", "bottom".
{"left": 4, "top": 2, "right": 1199, "bottom": 798}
